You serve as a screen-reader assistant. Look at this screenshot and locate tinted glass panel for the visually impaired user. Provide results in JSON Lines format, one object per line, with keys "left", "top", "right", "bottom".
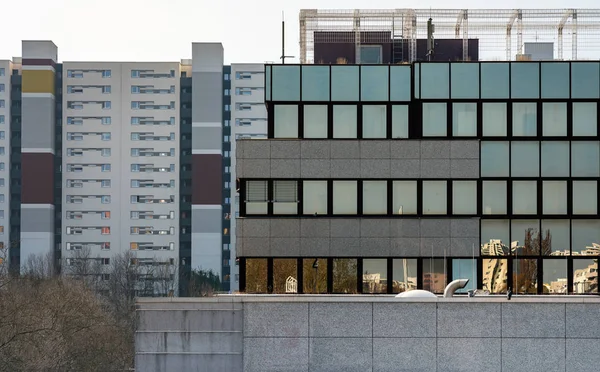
{"left": 573, "top": 181, "right": 597, "bottom": 215}
{"left": 414, "top": 64, "right": 420, "bottom": 98}
{"left": 303, "top": 258, "right": 327, "bottom": 294}
{"left": 273, "top": 259, "right": 297, "bottom": 294}
{"left": 304, "top": 105, "right": 328, "bottom": 138}
{"left": 481, "top": 220, "right": 510, "bottom": 256}
{"left": 333, "top": 259, "right": 358, "bottom": 293}
{"left": 361, "top": 66, "right": 389, "bottom": 101}
{"left": 573, "top": 259, "right": 598, "bottom": 293}
{"left": 512, "top": 181, "right": 537, "bottom": 215}
{"left": 422, "top": 103, "right": 447, "bottom": 137}
{"left": 483, "top": 181, "right": 507, "bottom": 215}
{"left": 390, "top": 66, "right": 411, "bottom": 101}
{"left": 513, "top": 258, "right": 538, "bottom": 294}
{"left": 511, "top": 220, "right": 540, "bottom": 255}
{"left": 541, "top": 141, "right": 569, "bottom": 177}
{"left": 333, "top": 181, "right": 357, "bottom": 214}
{"left": 423, "top": 181, "right": 447, "bottom": 215}
{"left": 512, "top": 103, "right": 537, "bottom": 136}
{"left": 571, "top": 62, "right": 600, "bottom": 98}
{"left": 542, "top": 220, "right": 570, "bottom": 256}
{"left": 541, "top": 63, "right": 569, "bottom": 99}
{"left": 452, "top": 103, "right": 477, "bottom": 137}
{"left": 303, "top": 181, "right": 327, "bottom": 215}
{"left": 482, "top": 259, "right": 508, "bottom": 293}
{"left": 363, "top": 259, "right": 387, "bottom": 293}
{"left": 392, "top": 181, "right": 417, "bottom": 215}
{"left": 481, "top": 141, "right": 509, "bottom": 177}
{"left": 331, "top": 66, "right": 359, "bottom": 101}
{"left": 391, "top": 105, "right": 409, "bottom": 138}
{"left": 511, "top": 63, "right": 539, "bottom": 99}
{"left": 271, "top": 65, "right": 300, "bottom": 101}
{"left": 392, "top": 259, "right": 418, "bottom": 293}
{"left": 421, "top": 63, "right": 449, "bottom": 99}
{"left": 543, "top": 181, "right": 567, "bottom": 215}
{"left": 511, "top": 141, "right": 539, "bottom": 177}
{"left": 542, "top": 102, "right": 567, "bottom": 136}
{"left": 452, "top": 259, "right": 477, "bottom": 293}
{"left": 452, "top": 181, "right": 477, "bottom": 215}
{"left": 451, "top": 63, "right": 479, "bottom": 99}
{"left": 571, "top": 141, "right": 600, "bottom": 177}
{"left": 423, "top": 259, "right": 446, "bottom": 294}
{"left": 363, "top": 181, "right": 387, "bottom": 215}
{"left": 542, "top": 260, "right": 567, "bottom": 294}
{"left": 363, "top": 105, "right": 386, "bottom": 138}
{"left": 481, "top": 63, "right": 509, "bottom": 99}
{"left": 483, "top": 103, "right": 507, "bottom": 137}
{"left": 333, "top": 105, "right": 357, "bottom": 138}
{"left": 302, "top": 66, "right": 330, "bottom": 101}
{"left": 273, "top": 105, "right": 298, "bottom": 138}
{"left": 572, "top": 220, "right": 600, "bottom": 256}
{"left": 246, "top": 259, "right": 268, "bottom": 293}
{"left": 265, "top": 65, "right": 271, "bottom": 100}
{"left": 573, "top": 102, "right": 597, "bottom": 136}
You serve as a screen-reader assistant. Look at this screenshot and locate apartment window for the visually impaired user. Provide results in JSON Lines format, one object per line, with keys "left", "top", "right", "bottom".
{"left": 0, "top": 132, "right": 4, "bottom": 140}
{"left": 132, "top": 102, "right": 140, "bottom": 109}
{"left": 393, "top": 181, "right": 417, "bottom": 215}
{"left": 453, "top": 181, "right": 477, "bottom": 215}
{"left": 0, "top": 68, "right": 4, "bottom": 76}
{"left": 101, "top": 227, "right": 110, "bottom": 235}
{"left": 101, "top": 195, "right": 111, "bottom": 204}
{"left": 0, "top": 163, "right": 4, "bottom": 171}
{"left": 392, "top": 106, "right": 409, "bottom": 139}
{"left": 0, "top": 100, "right": 4, "bottom": 108}
{"left": 224, "top": 104, "right": 231, "bottom": 111}
{"left": 0, "top": 115, "right": 4, "bottom": 124}
{"left": 483, "top": 103, "right": 507, "bottom": 136}
{"left": 362, "top": 105, "right": 386, "bottom": 138}
{"left": 224, "top": 73, "right": 230, "bottom": 80}
{"left": 423, "top": 103, "right": 447, "bottom": 136}
{"left": 132, "top": 70, "right": 140, "bottom": 78}
{"left": 131, "top": 180, "right": 140, "bottom": 188}
{"left": 0, "top": 179, "right": 4, "bottom": 187}
{"left": 102, "top": 211, "right": 111, "bottom": 219}
{"left": 102, "top": 70, "right": 111, "bottom": 78}
{"left": 0, "top": 147, "right": 4, "bottom": 155}
{"left": 102, "top": 117, "right": 111, "bottom": 125}
{"left": 573, "top": 102, "right": 597, "bottom": 136}
{"left": 0, "top": 195, "right": 4, "bottom": 203}
{"left": 0, "top": 84, "right": 4, "bottom": 92}
{"left": 101, "top": 164, "right": 111, "bottom": 172}
{"left": 0, "top": 211, "right": 4, "bottom": 219}
{"left": 102, "top": 148, "right": 111, "bottom": 157}
{"left": 273, "top": 180, "right": 298, "bottom": 214}
{"left": 236, "top": 72, "right": 252, "bottom": 80}
{"left": 513, "top": 103, "right": 537, "bottom": 136}
{"left": 0, "top": 226, "right": 4, "bottom": 234}
{"left": 333, "top": 105, "right": 357, "bottom": 138}
{"left": 423, "top": 181, "right": 447, "bottom": 215}
{"left": 131, "top": 86, "right": 140, "bottom": 94}
{"left": 103, "top": 101, "right": 111, "bottom": 109}
{"left": 245, "top": 180, "right": 268, "bottom": 214}
{"left": 102, "top": 133, "right": 111, "bottom": 141}
{"left": 363, "top": 181, "right": 387, "bottom": 214}
{"left": 543, "top": 102, "right": 567, "bottom": 136}
{"left": 101, "top": 180, "right": 111, "bottom": 188}
{"left": 453, "top": 103, "right": 477, "bottom": 136}
{"left": 224, "top": 89, "right": 230, "bottom": 95}
{"left": 303, "top": 181, "right": 327, "bottom": 215}
{"left": 304, "top": 105, "right": 328, "bottom": 138}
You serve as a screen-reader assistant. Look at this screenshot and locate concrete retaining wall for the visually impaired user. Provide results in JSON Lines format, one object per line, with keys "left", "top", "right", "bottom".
{"left": 136, "top": 296, "right": 600, "bottom": 372}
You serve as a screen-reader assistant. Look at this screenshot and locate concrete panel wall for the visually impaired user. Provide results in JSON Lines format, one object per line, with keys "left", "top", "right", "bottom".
{"left": 137, "top": 297, "right": 600, "bottom": 372}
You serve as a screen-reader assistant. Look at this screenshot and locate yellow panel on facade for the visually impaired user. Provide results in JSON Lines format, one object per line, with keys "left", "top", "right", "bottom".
{"left": 22, "top": 70, "right": 55, "bottom": 94}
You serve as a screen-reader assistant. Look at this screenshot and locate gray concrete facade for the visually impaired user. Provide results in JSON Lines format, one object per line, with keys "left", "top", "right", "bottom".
{"left": 136, "top": 296, "right": 600, "bottom": 372}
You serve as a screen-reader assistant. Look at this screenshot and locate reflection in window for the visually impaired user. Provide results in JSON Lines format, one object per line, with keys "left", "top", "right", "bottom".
{"left": 481, "top": 220, "right": 510, "bottom": 256}
{"left": 363, "top": 181, "right": 387, "bottom": 215}
{"left": 246, "top": 180, "right": 268, "bottom": 214}
{"left": 271, "top": 66, "right": 300, "bottom": 101}
{"left": 573, "top": 102, "right": 597, "bottom": 136}
{"left": 331, "top": 66, "right": 359, "bottom": 101}
{"left": 392, "top": 105, "right": 409, "bottom": 138}
{"left": 245, "top": 259, "right": 267, "bottom": 293}
{"left": 543, "top": 181, "right": 567, "bottom": 215}
{"left": 513, "top": 258, "right": 538, "bottom": 294}
{"left": 541, "top": 62, "right": 569, "bottom": 99}
{"left": 571, "top": 141, "right": 600, "bottom": 177}
{"left": 482, "top": 259, "right": 508, "bottom": 293}
{"left": 273, "top": 180, "right": 298, "bottom": 214}
{"left": 363, "top": 105, "right": 386, "bottom": 138}
{"left": 542, "top": 102, "right": 567, "bottom": 136}
{"left": 392, "top": 259, "right": 417, "bottom": 293}
{"left": 421, "top": 63, "right": 449, "bottom": 99}
{"left": 541, "top": 141, "right": 569, "bottom": 177}
{"left": 423, "top": 181, "right": 447, "bottom": 215}
{"left": 423, "top": 259, "right": 446, "bottom": 294}
{"left": 304, "top": 105, "right": 328, "bottom": 138}
{"left": 361, "top": 66, "right": 388, "bottom": 101}
{"left": 363, "top": 259, "right": 387, "bottom": 293}
{"left": 572, "top": 220, "right": 600, "bottom": 256}
{"left": 511, "top": 220, "right": 540, "bottom": 256}
{"left": 273, "top": 105, "right": 298, "bottom": 138}
{"left": 451, "top": 63, "right": 479, "bottom": 99}
{"left": 333, "top": 259, "right": 358, "bottom": 293}
{"left": 511, "top": 141, "right": 539, "bottom": 177}
{"left": 571, "top": 62, "right": 600, "bottom": 99}
{"left": 303, "top": 181, "right": 327, "bottom": 215}
{"left": 513, "top": 103, "right": 537, "bottom": 136}
{"left": 302, "top": 66, "right": 329, "bottom": 101}
{"left": 482, "top": 103, "right": 507, "bottom": 136}
{"left": 333, "top": 181, "right": 357, "bottom": 214}
{"left": 573, "top": 259, "right": 598, "bottom": 294}
{"left": 512, "top": 181, "right": 537, "bottom": 215}
{"left": 481, "top": 63, "right": 509, "bottom": 99}
{"left": 452, "top": 103, "right": 477, "bottom": 136}
{"left": 483, "top": 181, "right": 507, "bottom": 215}
{"left": 511, "top": 63, "right": 539, "bottom": 99}
{"left": 481, "top": 141, "right": 509, "bottom": 177}
{"left": 333, "top": 105, "right": 357, "bottom": 138}
{"left": 273, "top": 259, "right": 297, "bottom": 294}
{"left": 542, "top": 220, "right": 570, "bottom": 256}
{"left": 452, "top": 181, "right": 477, "bottom": 215}
{"left": 303, "top": 258, "right": 327, "bottom": 294}
{"left": 573, "top": 181, "right": 597, "bottom": 215}
{"left": 393, "top": 181, "right": 417, "bottom": 215}
{"left": 390, "top": 66, "right": 411, "bottom": 101}
{"left": 452, "top": 259, "right": 477, "bottom": 293}
{"left": 422, "top": 103, "right": 447, "bottom": 137}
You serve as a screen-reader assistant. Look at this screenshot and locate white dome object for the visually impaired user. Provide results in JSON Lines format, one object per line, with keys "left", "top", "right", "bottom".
{"left": 395, "top": 290, "right": 437, "bottom": 298}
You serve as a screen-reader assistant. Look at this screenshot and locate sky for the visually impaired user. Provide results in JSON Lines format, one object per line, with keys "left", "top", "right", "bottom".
{"left": 1, "top": 0, "right": 600, "bottom": 64}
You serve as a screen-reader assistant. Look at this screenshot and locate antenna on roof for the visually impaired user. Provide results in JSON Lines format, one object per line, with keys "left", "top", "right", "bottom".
{"left": 281, "top": 11, "right": 295, "bottom": 64}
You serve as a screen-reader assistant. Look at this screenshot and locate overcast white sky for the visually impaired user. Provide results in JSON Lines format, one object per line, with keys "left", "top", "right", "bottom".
{"left": 1, "top": 0, "right": 599, "bottom": 64}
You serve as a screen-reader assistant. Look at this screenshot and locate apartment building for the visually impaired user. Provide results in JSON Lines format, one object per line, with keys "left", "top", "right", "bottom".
{"left": 0, "top": 60, "right": 10, "bottom": 262}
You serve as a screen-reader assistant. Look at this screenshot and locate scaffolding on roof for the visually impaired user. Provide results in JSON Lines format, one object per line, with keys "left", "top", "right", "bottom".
{"left": 299, "top": 8, "right": 600, "bottom": 63}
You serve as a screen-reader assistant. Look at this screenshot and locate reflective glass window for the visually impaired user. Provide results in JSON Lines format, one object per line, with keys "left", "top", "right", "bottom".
{"left": 542, "top": 102, "right": 567, "bottom": 136}
{"left": 392, "top": 181, "right": 417, "bottom": 215}
{"left": 483, "top": 181, "right": 507, "bottom": 215}
{"left": 541, "top": 62, "right": 569, "bottom": 99}
{"left": 543, "top": 181, "right": 567, "bottom": 215}
{"left": 271, "top": 65, "right": 300, "bottom": 101}
{"left": 392, "top": 259, "right": 418, "bottom": 293}
{"left": 541, "top": 141, "right": 569, "bottom": 177}
{"left": 414, "top": 64, "right": 420, "bottom": 98}
{"left": 571, "top": 62, "right": 600, "bottom": 99}
{"left": 333, "top": 105, "right": 357, "bottom": 138}
{"left": 482, "top": 259, "right": 508, "bottom": 293}
{"left": 511, "top": 141, "right": 539, "bottom": 177}
{"left": 303, "top": 258, "right": 327, "bottom": 294}
{"left": 422, "top": 259, "right": 446, "bottom": 294}
{"left": 363, "top": 181, "right": 387, "bottom": 215}
{"left": 363, "top": 259, "right": 387, "bottom": 293}
{"left": 451, "top": 63, "right": 479, "bottom": 99}
{"left": 513, "top": 258, "right": 538, "bottom": 294}
{"left": 391, "top": 105, "right": 409, "bottom": 138}
{"left": 363, "top": 105, "right": 386, "bottom": 138}
{"left": 513, "top": 103, "right": 537, "bottom": 136}
{"left": 273, "top": 259, "right": 297, "bottom": 294}
{"left": 304, "top": 105, "right": 328, "bottom": 138}
{"left": 452, "top": 181, "right": 477, "bottom": 215}
{"left": 452, "top": 259, "right": 477, "bottom": 293}
{"left": 331, "top": 66, "right": 359, "bottom": 101}
{"left": 390, "top": 66, "right": 411, "bottom": 101}
{"left": 361, "top": 66, "right": 389, "bottom": 101}
{"left": 573, "top": 102, "right": 597, "bottom": 136}
{"left": 302, "top": 66, "right": 330, "bottom": 101}
{"left": 511, "top": 220, "right": 540, "bottom": 255}
{"left": 511, "top": 63, "right": 539, "bottom": 99}
{"left": 481, "top": 220, "right": 510, "bottom": 256}
{"left": 273, "top": 180, "right": 298, "bottom": 214}
{"left": 265, "top": 65, "right": 271, "bottom": 100}
{"left": 333, "top": 181, "right": 357, "bottom": 214}
{"left": 482, "top": 103, "right": 507, "bottom": 137}
{"left": 481, "top": 141, "right": 509, "bottom": 177}
{"left": 273, "top": 105, "right": 298, "bottom": 138}
{"left": 572, "top": 220, "right": 600, "bottom": 256}
{"left": 423, "top": 181, "right": 447, "bottom": 215}
{"left": 333, "top": 259, "right": 358, "bottom": 293}
{"left": 571, "top": 141, "right": 600, "bottom": 177}
{"left": 573, "top": 259, "right": 598, "bottom": 294}
{"left": 246, "top": 259, "right": 268, "bottom": 293}
{"left": 512, "top": 181, "right": 537, "bottom": 215}
{"left": 421, "top": 63, "right": 449, "bottom": 99}
{"left": 541, "top": 220, "right": 570, "bottom": 256}
{"left": 481, "top": 63, "right": 509, "bottom": 99}
{"left": 422, "top": 103, "right": 447, "bottom": 137}
{"left": 452, "top": 103, "right": 477, "bottom": 137}
{"left": 245, "top": 180, "right": 268, "bottom": 214}
{"left": 303, "top": 181, "right": 327, "bottom": 215}
{"left": 573, "top": 181, "right": 597, "bottom": 215}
